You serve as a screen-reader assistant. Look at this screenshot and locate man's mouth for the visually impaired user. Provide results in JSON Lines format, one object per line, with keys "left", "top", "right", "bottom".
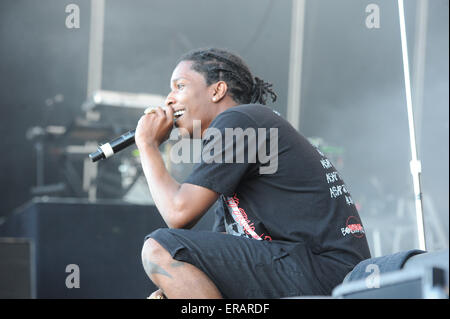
{"left": 173, "top": 109, "right": 186, "bottom": 119}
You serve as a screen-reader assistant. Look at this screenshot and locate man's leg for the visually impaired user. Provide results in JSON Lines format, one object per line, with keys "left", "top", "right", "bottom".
{"left": 141, "top": 237, "right": 223, "bottom": 299}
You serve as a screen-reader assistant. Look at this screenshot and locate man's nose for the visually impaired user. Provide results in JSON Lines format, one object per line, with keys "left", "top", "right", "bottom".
{"left": 165, "top": 94, "right": 176, "bottom": 107}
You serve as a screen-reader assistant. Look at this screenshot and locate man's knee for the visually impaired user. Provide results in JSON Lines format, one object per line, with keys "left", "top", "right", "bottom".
{"left": 141, "top": 237, "right": 170, "bottom": 263}
{"left": 141, "top": 236, "right": 174, "bottom": 284}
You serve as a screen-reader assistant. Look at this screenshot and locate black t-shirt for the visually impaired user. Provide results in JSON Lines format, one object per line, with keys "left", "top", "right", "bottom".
{"left": 184, "top": 104, "right": 371, "bottom": 269}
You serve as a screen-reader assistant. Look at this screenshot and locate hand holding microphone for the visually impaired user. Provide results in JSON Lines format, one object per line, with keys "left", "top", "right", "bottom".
{"left": 89, "top": 106, "right": 177, "bottom": 162}
{"left": 135, "top": 105, "right": 174, "bottom": 149}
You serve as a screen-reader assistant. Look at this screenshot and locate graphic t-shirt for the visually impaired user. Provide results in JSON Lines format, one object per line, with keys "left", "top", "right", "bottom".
{"left": 184, "top": 104, "right": 371, "bottom": 282}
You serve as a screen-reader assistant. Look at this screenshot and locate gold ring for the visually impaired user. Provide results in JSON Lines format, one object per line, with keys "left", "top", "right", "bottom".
{"left": 144, "top": 107, "right": 157, "bottom": 115}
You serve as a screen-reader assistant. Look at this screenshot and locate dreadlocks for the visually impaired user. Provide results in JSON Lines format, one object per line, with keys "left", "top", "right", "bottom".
{"left": 177, "top": 48, "right": 277, "bottom": 106}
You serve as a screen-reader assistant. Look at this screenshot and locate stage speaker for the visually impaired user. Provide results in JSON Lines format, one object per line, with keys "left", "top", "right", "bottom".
{"left": 0, "top": 197, "right": 215, "bottom": 298}
{"left": 331, "top": 250, "right": 449, "bottom": 299}
{"left": 0, "top": 238, "right": 35, "bottom": 298}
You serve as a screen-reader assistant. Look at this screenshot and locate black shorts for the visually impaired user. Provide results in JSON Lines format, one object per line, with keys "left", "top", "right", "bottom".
{"left": 145, "top": 228, "right": 334, "bottom": 298}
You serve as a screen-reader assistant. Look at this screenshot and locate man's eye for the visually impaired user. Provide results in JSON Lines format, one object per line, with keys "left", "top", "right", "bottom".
{"left": 177, "top": 84, "right": 185, "bottom": 90}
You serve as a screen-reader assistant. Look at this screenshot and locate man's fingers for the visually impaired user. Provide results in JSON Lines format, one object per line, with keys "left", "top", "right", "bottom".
{"left": 147, "top": 289, "right": 165, "bottom": 299}
{"left": 155, "top": 106, "right": 165, "bottom": 117}
{"left": 165, "top": 105, "right": 174, "bottom": 122}
{"left": 144, "top": 106, "right": 173, "bottom": 124}
{"left": 144, "top": 107, "right": 157, "bottom": 115}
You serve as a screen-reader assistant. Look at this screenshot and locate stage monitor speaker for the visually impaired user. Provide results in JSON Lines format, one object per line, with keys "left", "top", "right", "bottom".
{"left": 332, "top": 265, "right": 448, "bottom": 299}
{"left": 0, "top": 238, "right": 35, "bottom": 299}
{"left": 0, "top": 197, "right": 215, "bottom": 298}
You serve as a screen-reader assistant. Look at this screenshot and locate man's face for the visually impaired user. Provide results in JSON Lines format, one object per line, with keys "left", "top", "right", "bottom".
{"left": 165, "top": 60, "right": 214, "bottom": 137}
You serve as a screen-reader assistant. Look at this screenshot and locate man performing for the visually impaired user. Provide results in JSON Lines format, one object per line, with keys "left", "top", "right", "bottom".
{"left": 135, "top": 47, "right": 371, "bottom": 299}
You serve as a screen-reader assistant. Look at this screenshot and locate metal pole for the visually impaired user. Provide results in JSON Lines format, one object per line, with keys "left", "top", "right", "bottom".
{"left": 85, "top": 0, "right": 105, "bottom": 201}
{"left": 412, "top": 0, "right": 429, "bottom": 154}
{"left": 35, "top": 141, "right": 44, "bottom": 187}
{"left": 397, "top": 0, "right": 427, "bottom": 251}
{"left": 87, "top": 0, "right": 105, "bottom": 99}
{"left": 286, "top": 0, "right": 306, "bottom": 131}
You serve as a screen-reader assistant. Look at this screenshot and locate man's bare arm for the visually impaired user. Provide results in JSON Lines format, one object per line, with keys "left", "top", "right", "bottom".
{"left": 139, "top": 144, "right": 219, "bottom": 229}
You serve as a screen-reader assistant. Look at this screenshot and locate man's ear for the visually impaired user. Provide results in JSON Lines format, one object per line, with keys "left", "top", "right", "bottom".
{"left": 211, "top": 81, "right": 228, "bottom": 102}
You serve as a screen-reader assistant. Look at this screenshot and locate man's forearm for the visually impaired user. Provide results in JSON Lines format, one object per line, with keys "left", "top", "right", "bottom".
{"left": 138, "top": 144, "right": 182, "bottom": 228}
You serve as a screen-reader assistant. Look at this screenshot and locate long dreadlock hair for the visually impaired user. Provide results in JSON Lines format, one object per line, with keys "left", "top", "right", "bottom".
{"left": 177, "top": 48, "right": 277, "bottom": 106}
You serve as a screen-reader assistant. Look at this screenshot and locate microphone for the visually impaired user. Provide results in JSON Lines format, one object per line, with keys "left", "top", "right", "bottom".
{"left": 89, "top": 107, "right": 185, "bottom": 162}
{"left": 89, "top": 129, "right": 136, "bottom": 162}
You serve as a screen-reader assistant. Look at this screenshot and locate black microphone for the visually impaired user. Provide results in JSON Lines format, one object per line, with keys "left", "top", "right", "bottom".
{"left": 89, "top": 129, "right": 136, "bottom": 162}
{"left": 89, "top": 107, "right": 185, "bottom": 162}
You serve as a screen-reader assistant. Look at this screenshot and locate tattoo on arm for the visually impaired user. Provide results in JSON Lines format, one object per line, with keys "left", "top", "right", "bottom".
{"left": 170, "top": 261, "right": 185, "bottom": 268}
{"left": 143, "top": 259, "right": 172, "bottom": 278}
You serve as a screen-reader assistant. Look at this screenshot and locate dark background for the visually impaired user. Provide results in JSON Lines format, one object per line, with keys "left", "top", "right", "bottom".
{"left": 0, "top": 0, "right": 448, "bottom": 258}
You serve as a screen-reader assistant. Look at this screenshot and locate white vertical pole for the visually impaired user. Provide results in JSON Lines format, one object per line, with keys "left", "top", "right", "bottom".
{"left": 85, "top": 0, "right": 105, "bottom": 201}
{"left": 287, "top": 0, "right": 306, "bottom": 131}
{"left": 397, "top": 0, "right": 427, "bottom": 251}
{"left": 87, "top": 0, "right": 105, "bottom": 99}
{"left": 412, "top": 0, "right": 429, "bottom": 154}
